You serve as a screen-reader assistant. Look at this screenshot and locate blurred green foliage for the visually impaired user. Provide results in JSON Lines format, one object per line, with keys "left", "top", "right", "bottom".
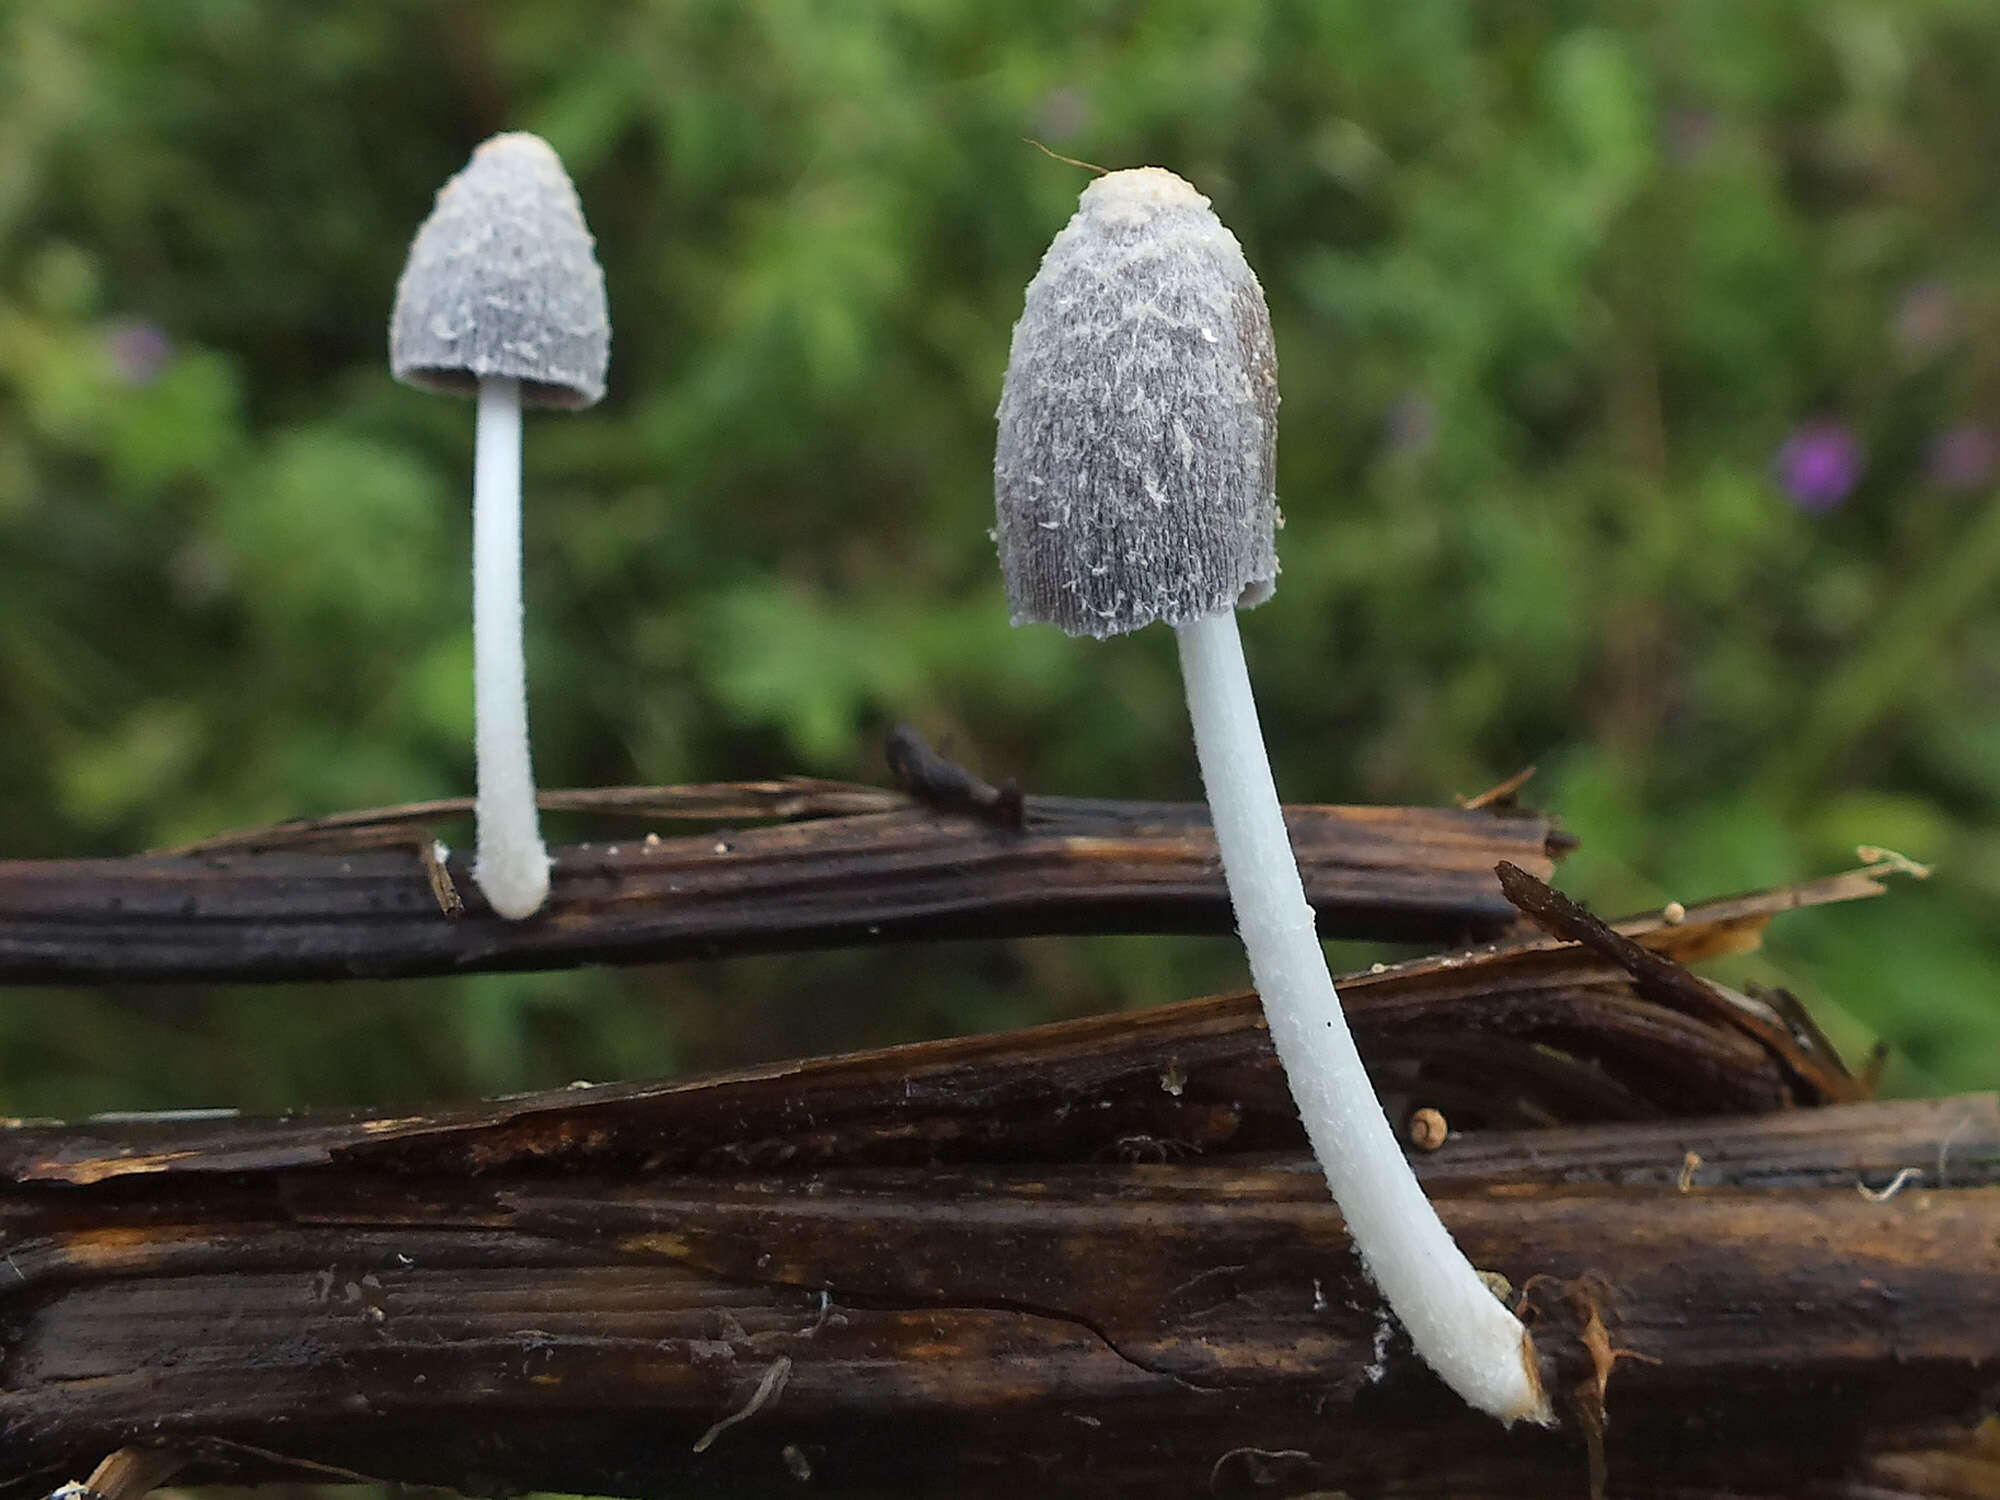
{"left": 4, "top": 0, "right": 1999, "bottom": 1117}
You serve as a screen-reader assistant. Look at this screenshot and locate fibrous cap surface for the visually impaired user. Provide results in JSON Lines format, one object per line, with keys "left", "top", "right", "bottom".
{"left": 390, "top": 132, "right": 609, "bottom": 409}
{"left": 995, "top": 167, "right": 1279, "bottom": 638}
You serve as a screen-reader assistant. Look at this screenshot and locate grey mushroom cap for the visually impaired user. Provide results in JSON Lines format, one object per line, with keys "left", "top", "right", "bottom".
{"left": 390, "top": 132, "right": 609, "bottom": 410}
{"left": 995, "top": 167, "right": 1279, "bottom": 639}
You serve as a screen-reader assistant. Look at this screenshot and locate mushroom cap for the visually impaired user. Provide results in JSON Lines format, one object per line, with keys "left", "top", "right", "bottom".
{"left": 995, "top": 167, "right": 1279, "bottom": 639}
{"left": 390, "top": 132, "right": 609, "bottom": 410}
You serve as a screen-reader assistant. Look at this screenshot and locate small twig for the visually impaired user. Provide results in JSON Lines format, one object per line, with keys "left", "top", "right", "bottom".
{"left": 1023, "top": 138, "right": 1109, "bottom": 175}
{"left": 186, "top": 1437, "right": 381, "bottom": 1483}
{"left": 1457, "top": 765, "right": 1537, "bottom": 811}
{"left": 885, "top": 723, "right": 1024, "bottom": 828}
{"left": 1494, "top": 862, "right": 1859, "bottom": 1103}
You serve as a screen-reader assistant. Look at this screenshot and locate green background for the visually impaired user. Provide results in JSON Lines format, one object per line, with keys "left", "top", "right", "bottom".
{"left": 4, "top": 0, "right": 1998, "bottom": 1119}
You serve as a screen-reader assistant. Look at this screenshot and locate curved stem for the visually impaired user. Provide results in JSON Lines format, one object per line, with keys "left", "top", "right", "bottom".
{"left": 1175, "top": 608, "right": 1549, "bottom": 1425}
{"left": 472, "top": 377, "right": 549, "bottom": 920}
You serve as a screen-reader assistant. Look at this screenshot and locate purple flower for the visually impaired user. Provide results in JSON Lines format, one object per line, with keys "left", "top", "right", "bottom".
{"left": 1775, "top": 421, "right": 1862, "bottom": 512}
{"left": 104, "top": 319, "right": 173, "bottom": 386}
{"left": 1928, "top": 423, "right": 1995, "bottom": 493}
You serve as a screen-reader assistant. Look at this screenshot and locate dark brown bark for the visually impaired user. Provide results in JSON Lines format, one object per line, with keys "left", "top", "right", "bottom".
{"left": 0, "top": 789, "right": 1561, "bottom": 984}
{"left": 3, "top": 1089, "right": 1994, "bottom": 1498}
{"left": 4, "top": 763, "right": 1979, "bottom": 1498}
{"left": 0, "top": 877, "right": 1878, "bottom": 1189}
{"left": 5, "top": 885, "right": 1992, "bottom": 1500}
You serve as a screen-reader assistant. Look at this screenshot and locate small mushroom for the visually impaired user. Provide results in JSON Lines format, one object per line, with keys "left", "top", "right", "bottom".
{"left": 995, "top": 167, "right": 1550, "bottom": 1426}
{"left": 390, "top": 133, "right": 609, "bottom": 919}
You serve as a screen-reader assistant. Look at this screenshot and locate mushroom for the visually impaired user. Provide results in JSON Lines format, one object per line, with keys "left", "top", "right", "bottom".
{"left": 390, "top": 133, "right": 609, "bottom": 920}
{"left": 994, "top": 167, "right": 1551, "bottom": 1426}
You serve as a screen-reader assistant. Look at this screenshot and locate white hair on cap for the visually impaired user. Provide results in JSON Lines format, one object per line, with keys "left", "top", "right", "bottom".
{"left": 994, "top": 166, "right": 1279, "bottom": 638}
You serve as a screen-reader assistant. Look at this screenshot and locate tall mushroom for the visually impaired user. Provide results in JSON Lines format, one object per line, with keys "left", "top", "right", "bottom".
{"left": 390, "top": 133, "right": 609, "bottom": 920}
{"left": 994, "top": 167, "right": 1551, "bottom": 1426}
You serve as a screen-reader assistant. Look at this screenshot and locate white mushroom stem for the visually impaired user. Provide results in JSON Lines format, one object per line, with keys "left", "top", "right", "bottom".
{"left": 1174, "top": 608, "right": 1551, "bottom": 1426}
{"left": 471, "top": 375, "right": 550, "bottom": 920}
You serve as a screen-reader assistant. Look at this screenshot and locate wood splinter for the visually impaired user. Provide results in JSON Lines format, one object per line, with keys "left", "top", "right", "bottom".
{"left": 45, "top": 1448, "right": 187, "bottom": 1500}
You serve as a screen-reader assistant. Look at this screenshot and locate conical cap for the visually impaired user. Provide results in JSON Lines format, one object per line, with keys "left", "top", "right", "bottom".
{"left": 390, "top": 132, "right": 609, "bottom": 409}
{"left": 995, "top": 167, "right": 1278, "bottom": 638}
